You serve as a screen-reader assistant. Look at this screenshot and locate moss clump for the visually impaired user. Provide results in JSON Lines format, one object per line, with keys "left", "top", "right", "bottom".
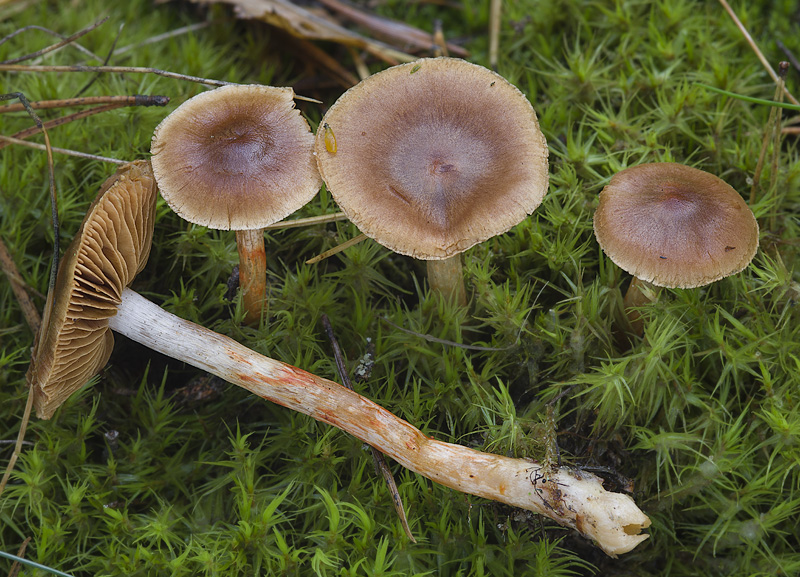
{"left": 2, "top": 0, "right": 800, "bottom": 575}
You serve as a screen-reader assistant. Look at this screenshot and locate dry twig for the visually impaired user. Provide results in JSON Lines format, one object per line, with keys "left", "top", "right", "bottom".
{"left": 321, "top": 314, "right": 416, "bottom": 542}
{"left": 717, "top": 0, "right": 799, "bottom": 106}
{"left": 0, "top": 238, "right": 42, "bottom": 333}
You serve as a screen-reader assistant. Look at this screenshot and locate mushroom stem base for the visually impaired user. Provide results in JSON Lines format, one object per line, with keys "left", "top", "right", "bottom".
{"left": 109, "top": 288, "right": 650, "bottom": 556}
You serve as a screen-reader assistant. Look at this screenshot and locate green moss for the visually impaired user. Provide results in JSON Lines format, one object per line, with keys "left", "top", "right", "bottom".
{"left": 2, "top": 0, "right": 800, "bottom": 575}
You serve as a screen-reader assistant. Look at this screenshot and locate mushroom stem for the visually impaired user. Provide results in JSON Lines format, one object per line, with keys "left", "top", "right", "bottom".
{"left": 235, "top": 229, "right": 268, "bottom": 324}
{"left": 109, "top": 287, "right": 650, "bottom": 556}
{"left": 623, "top": 277, "right": 660, "bottom": 336}
{"left": 427, "top": 256, "right": 467, "bottom": 306}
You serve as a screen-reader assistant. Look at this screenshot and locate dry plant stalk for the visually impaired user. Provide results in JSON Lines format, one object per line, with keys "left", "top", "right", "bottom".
{"left": 190, "top": 0, "right": 415, "bottom": 64}
{"left": 0, "top": 238, "right": 42, "bottom": 333}
{"left": 717, "top": 0, "right": 799, "bottom": 106}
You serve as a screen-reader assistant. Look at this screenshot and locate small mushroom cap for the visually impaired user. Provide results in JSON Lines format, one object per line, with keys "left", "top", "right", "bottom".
{"left": 27, "top": 160, "right": 157, "bottom": 419}
{"left": 314, "top": 57, "right": 549, "bottom": 260}
{"left": 593, "top": 163, "right": 759, "bottom": 288}
{"left": 151, "top": 84, "right": 322, "bottom": 231}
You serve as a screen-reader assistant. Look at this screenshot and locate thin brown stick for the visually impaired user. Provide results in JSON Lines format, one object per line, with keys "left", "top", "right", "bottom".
{"left": 2, "top": 93, "right": 60, "bottom": 289}
{"left": 0, "top": 94, "right": 169, "bottom": 113}
{"left": 0, "top": 134, "right": 127, "bottom": 164}
{"left": 7, "top": 537, "right": 31, "bottom": 577}
{"left": 306, "top": 233, "right": 367, "bottom": 264}
{"left": 1, "top": 94, "right": 168, "bottom": 147}
{"left": 317, "top": 0, "right": 467, "bottom": 57}
{"left": 0, "top": 237, "right": 41, "bottom": 333}
{"left": 0, "top": 24, "right": 101, "bottom": 60}
{"left": 0, "top": 103, "right": 123, "bottom": 149}
{"left": 0, "top": 63, "right": 233, "bottom": 86}
{"left": 321, "top": 314, "right": 416, "bottom": 542}
{"left": 717, "top": 0, "right": 799, "bottom": 106}
{"left": 0, "top": 388, "right": 35, "bottom": 499}
{"left": 75, "top": 21, "right": 126, "bottom": 96}
{"left": 1, "top": 17, "right": 109, "bottom": 64}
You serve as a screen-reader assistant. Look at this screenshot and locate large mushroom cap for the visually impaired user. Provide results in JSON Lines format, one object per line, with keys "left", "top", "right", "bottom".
{"left": 593, "top": 162, "right": 759, "bottom": 289}
{"left": 314, "top": 57, "right": 549, "bottom": 260}
{"left": 27, "top": 160, "right": 157, "bottom": 419}
{"left": 151, "top": 84, "right": 321, "bottom": 231}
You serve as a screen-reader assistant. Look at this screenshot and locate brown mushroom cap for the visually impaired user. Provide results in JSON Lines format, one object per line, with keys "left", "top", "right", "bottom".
{"left": 151, "top": 84, "right": 321, "bottom": 231}
{"left": 27, "top": 160, "right": 157, "bottom": 419}
{"left": 314, "top": 57, "right": 549, "bottom": 259}
{"left": 593, "top": 163, "right": 759, "bottom": 289}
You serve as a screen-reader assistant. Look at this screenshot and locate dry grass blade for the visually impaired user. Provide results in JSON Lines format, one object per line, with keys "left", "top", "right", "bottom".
{"left": 7, "top": 537, "right": 31, "bottom": 577}
{"left": 0, "top": 391, "right": 35, "bottom": 499}
{"left": 305, "top": 232, "right": 367, "bottom": 264}
{"left": 262, "top": 211, "right": 348, "bottom": 230}
{"left": 0, "top": 17, "right": 109, "bottom": 64}
{"left": 717, "top": 0, "right": 799, "bottom": 106}
{"left": 113, "top": 22, "right": 210, "bottom": 57}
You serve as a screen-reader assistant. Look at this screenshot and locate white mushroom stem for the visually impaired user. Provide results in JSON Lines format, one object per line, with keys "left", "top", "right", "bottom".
{"left": 235, "top": 229, "right": 268, "bottom": 325}
{"left": 109, "top": 288, "right": 650, "bottom": 556}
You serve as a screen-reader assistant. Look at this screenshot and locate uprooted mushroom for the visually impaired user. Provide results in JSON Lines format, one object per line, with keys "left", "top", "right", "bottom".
{"left": 25, "top": 160, "right": 650, "bottom": 556}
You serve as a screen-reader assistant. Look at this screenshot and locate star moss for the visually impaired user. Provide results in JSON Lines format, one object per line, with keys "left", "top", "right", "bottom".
{"left": 1, "top": 0, "right": 799, "bottom": 575}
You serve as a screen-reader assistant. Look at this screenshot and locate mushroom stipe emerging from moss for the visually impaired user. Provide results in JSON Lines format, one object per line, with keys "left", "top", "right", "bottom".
{"left": 314, "top": 58, "right": 549, "bottom": 306}
{"left": 151, "top": 84, "right": 321, "bottom": 324}
{"left": 27, "top": 161, "right": 650, "bottom": 556}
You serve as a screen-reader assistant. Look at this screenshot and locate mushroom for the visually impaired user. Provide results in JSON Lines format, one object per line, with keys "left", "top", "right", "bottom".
{"left": 26, "top": 160, "right": 650, "bottom": 556}
{"left": 28, "top": 160, "right": 155, "bottom": 418}
{"left": 151, "top": 84, "right": 321, "bottom": 324}
{"left": 593, "top": 162, "right": 759, "bottom": 332}
{"left": 314, "top": 57, "right": 549, "bottom": 305}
